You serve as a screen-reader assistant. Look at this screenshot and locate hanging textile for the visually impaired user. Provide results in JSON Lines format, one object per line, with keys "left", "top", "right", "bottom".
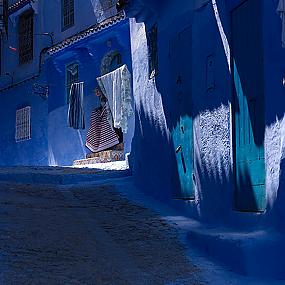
{"left": 86, "top": 104, "right": 119, "bottom": 153}
{"left": 97, "top": 64, "right": 133, "bottom": 133}
{"left": 68, "top": 82, "right": 85, "bottom": 129}
{"left": 277, "top": 0, "right": 285, "bottom": 48}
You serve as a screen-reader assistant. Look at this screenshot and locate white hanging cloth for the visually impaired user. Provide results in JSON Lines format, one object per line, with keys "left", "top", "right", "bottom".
{"left": 277, "top": 0, "right": 285, "bottom": 48}
{"left": 97, "top": 64, "right": 133, "bottom": 133}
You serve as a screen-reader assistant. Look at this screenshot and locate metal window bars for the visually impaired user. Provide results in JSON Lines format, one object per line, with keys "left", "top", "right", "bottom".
{"left": 19, "top": 10, "right": 33, "bottom": 64}
{"left": 15, "top": 106, "right": 31, "bottom": 142}
{"left": 62, "top": 0, "right": 74, "bottom": 30}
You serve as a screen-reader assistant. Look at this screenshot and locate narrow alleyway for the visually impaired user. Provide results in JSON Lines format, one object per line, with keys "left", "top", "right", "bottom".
{"left": 0, "top": 170, "right": 201, "bottom": 285}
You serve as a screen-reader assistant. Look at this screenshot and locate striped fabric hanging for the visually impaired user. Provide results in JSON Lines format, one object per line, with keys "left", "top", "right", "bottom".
{"left": 67, "top": 82, "right": 85, "bottom": 129}
{"left": 86, "top": 104, "right": 119, "bottom": 153}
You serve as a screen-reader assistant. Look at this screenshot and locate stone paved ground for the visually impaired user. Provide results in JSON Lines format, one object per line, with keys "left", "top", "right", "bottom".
{"left": 0, "top": 181, "right": 202, "bottom": 285}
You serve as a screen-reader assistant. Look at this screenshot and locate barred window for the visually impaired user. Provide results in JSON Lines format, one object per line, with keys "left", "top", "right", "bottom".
{"left": 66, "top": 63, "right": 79, "bottom": 103}
{"left": 15, "top": 106, "right": 31, "bottom": 142}
{"left": 19, "top": 11, "right": 33, "bottom": 65}
{"left": 61, "top": 0, "right": 74, "bottom": 30}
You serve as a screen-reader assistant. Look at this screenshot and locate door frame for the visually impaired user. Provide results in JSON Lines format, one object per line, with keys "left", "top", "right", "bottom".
{"left": 230, "top": 0, "right": 266, "bottom": 212}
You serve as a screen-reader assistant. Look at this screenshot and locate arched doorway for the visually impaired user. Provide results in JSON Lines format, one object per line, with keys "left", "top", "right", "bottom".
{"left": 84, "top": 50, "right": 135, "bottom": 164}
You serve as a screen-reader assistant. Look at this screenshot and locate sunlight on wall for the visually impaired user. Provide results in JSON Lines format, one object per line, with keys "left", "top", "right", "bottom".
{"left": 196, "top": 103, "right": 232, "bottom": 183}
{"left": 265, "top": 116, "right": 284, "bottom": 209}
{"left": 212, "top": 0, "right": 231, "bottom": 73}
{"left": 130, "top": 18, "right": 170, "bottom": 138}
{"left": 77, "top": 130, "right": 87, "bottom": 158}
{"left": 48, "top": 146, "right": 58, "bottom": 166}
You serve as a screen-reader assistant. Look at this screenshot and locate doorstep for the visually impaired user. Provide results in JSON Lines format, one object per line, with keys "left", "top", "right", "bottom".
{"left": 0, "top": 166, "right": 131, "bottom": 185}
{"left": 187, "top": 224, "right": 285, "bottom": 279}
{"left": 74, "top": 150, "right": 125, "bottom": 166}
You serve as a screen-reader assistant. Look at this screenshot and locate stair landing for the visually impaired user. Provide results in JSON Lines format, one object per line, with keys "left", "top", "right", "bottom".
{"left": 73, "top": 150, "right": 125, "bottom": 166}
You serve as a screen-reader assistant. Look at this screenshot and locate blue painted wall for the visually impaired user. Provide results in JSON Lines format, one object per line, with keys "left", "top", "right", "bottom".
{"left": 0, "top": 77, "right": 48, "bottom": 166}
{"left": 127, "top": 0, "right": 285, "bottom": 229}
{"left": 0, "top": 0, "right": 116, "bottom": 87}
{"left": 0, "top": 1, "right": 133, "bottom": 167}
{"left": 46, "top": 19, "right": 134, "bottom": 166}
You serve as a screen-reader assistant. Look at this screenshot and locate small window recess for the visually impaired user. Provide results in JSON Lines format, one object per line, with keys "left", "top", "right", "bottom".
{"left": 18, "top": 10, "right": 34, "bottom": 65}
{"left": 66, "top": 62, "right": 79, "bottom": 103}
{"left": 61, "top": 0, "right": 74, "bottom": 31}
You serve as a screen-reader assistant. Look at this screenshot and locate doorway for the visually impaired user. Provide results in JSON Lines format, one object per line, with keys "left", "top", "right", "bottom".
{"left": 232, "top": 0, "right": 266, "bottom": 211}
{"left": 170, "top": 26, "right": 194, "bottom": 200}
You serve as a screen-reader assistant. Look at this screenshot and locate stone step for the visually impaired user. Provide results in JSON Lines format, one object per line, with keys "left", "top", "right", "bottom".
{"left": 187, "top": 226, "right": 285, "bottom": 278}
{"left": 0, "top": 166, "right": 130, "bottom": 185}
{"left": 74, "top": 150, "right": 125, "bottom": 166}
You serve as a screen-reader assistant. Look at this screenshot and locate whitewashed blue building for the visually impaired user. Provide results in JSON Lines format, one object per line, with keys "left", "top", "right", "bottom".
{"left": 0, "top": 0, "right": 134, "bottom": 166}
{"left": 123, "top": 0, "right": 285, "bottom": 278}
{"left": 2, "top": 0, "right": 285, "bottom": 279}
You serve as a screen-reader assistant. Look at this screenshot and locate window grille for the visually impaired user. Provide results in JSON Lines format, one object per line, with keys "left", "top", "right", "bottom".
{"left": 66, "top": 63, "right": 79, "bottom": 103}
{"left": 15, "top": 106, "right": 31, "bottom": 142}
{"left": 147, "top": 24, "right": 158, "bottom": 78}
{"left": 61, "top": 0, "right": 74, "bottom": 30}
{"left": 19, "top": 10, "right": 33, "bottom": 64}
{"left": 0, "top": 0, "right": 8, "bottom": 37}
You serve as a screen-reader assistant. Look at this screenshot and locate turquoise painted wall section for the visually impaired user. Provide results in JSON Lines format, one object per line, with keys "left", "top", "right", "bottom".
{"left": 232, "top": 0, "right": 266, "bottom": 212}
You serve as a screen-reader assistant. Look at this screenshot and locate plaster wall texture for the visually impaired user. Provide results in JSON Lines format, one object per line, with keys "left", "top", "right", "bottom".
{"left": 0, "top": 2, "right": 44, "bottom": 85}
{"left": 46, "top": 20, "right": 134, "bottom": 166}
{"left": 0, "top": 78, "right": 48, "bottom": 166}
{"left": 129, "top": 18, "right": 172, "bottom": 198}
{"left": 129, "top": 1, "right": 233, "bottom": 222}
{"left": 0, "top": 0, "right": 117, "bottom": 87}
{"left": 128, "top": 0, "right": 285, "bottom": 228}
{"left": 0, "top": 2, "right": 134, "bottom": 167}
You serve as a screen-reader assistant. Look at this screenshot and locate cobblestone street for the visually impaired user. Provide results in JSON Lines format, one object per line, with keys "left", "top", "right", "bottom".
{"left": 0, "top": 178, "right": 201, "bottom": 284}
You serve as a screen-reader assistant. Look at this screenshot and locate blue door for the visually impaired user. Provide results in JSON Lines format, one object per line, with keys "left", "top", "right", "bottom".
{"left": 232, "top": 0, "right": 266, "bottom": 211}
{"left": 172, "top": 115, "right": 194, "bottom": 199}
{"left": 170, "top": 26, "right": 194, "bottom": 199}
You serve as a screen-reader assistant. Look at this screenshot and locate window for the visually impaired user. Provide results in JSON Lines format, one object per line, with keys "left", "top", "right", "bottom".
{"left": 19, "top": 10, "right": 33, "bottom": 64}
{"left": 147, "top": 24, "right": 158, "bottom": 78}
{"left": 61, "top": 0, "right": 74, "bottom": 30}
{"left": 66, "top": 63, "right": 79, "bottom": 103}
{"left": 15, "top": 106, "right": 31, "bottom": 142}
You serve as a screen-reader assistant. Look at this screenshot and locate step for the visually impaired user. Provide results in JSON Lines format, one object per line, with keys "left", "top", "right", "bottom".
{"left": 0, "top": 166, "right": 131, "bottom": 185}
{"left": 187, "top": 226, "right": 285, "bottom": 278}
{"left": 74, "top": 150, "right": 125, "bottom": 166}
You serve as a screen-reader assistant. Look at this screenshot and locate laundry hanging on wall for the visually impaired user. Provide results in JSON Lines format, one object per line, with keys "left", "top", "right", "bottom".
{"left": 67, "top": 82, "right": 85, "bottom": 129}
{"left": 277, "top": 0, "right": 285, "bottom": 48}
{"left": 97, "top": 64, "right": 133, "bottom": 133}
{"left": 86, "top": 103, "right": 119, "bottom": 153}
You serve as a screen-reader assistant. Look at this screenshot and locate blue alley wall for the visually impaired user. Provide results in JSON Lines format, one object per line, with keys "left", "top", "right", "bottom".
{"left": 128, "top": 0, "right": 285, "bottom": 230}
{"left": 0, "top": 77, "right": 48, "bottom": 166}
{"left": 46, "top": 19, "right": 134, "bottom": 166}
